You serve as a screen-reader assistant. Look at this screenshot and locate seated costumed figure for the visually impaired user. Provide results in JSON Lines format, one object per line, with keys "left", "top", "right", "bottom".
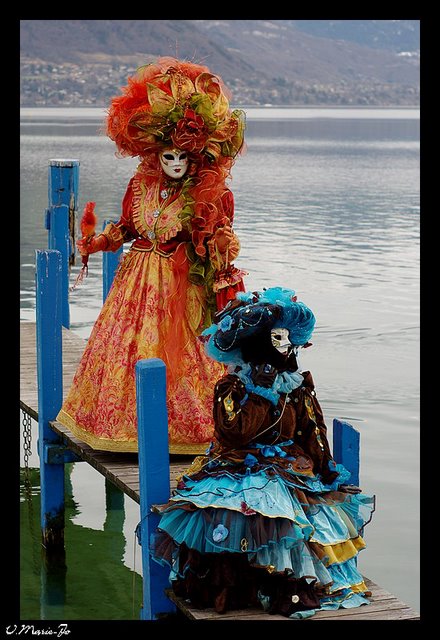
{"left": 150, "top": 286, "right": 376, "bottom": 618}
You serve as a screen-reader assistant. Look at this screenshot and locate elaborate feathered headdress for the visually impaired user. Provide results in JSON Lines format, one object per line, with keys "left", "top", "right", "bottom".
{"left": 202, "top": 287, "right": 316, "bottom": 366}
{"left": 106, "top": 57, "right": 246, "bottom": 162}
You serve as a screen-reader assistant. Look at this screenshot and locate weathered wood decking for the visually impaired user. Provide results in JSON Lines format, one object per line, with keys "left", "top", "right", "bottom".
{"left": 20, "top": 320, "right": 420, "bottom": 621}
{"left": 20, "top": 321, "right": 189, "bottom": 499}
{"left": 166, "top": 577, "right": 420, "bottom": 621}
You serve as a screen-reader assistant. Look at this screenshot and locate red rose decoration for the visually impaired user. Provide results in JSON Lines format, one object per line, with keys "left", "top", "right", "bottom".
{"left": 171, "top": 108, "right": 209, "bottom": 153}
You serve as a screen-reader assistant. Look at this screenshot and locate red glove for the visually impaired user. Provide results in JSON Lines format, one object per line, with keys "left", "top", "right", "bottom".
{"left": 77, "top": 233, "right": 108, "bottom": 256}
{"left": 214, "top": 219, "right": 234, "bottom": 254}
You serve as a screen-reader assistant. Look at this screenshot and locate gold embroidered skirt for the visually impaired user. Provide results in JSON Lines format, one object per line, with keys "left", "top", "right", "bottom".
{"left": 57, "top": 248, "right": 224, "bottom": 453}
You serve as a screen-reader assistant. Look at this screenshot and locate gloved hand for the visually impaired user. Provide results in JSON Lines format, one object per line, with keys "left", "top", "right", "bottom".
{"left": 250, "top": 363, "right": 278, "bottom": 388}
{"left": 77, "top": 233, "right": 108, "bottom": 257}
{"left": 339, "top": 484, "right": 362, "bottom": 494}
{"left": 280, "top": 350, "right": 298, "bottom": 373}
{"left": 214, "top": 218, "right": 234, "bottom": 254}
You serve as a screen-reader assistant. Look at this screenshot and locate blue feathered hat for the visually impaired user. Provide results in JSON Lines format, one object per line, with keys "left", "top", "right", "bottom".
{"left": 202, "top": 286, "right": 316, "bottom": 366}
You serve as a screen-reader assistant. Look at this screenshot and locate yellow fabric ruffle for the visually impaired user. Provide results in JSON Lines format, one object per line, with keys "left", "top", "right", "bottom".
{"left": 309, "top": 535, "right": 366, "bottom": 567}
{"left": 326, "top": 580, "right": 371, "bottom": 597}
{"left": 56, "top": 409, "right": 210, "bottom": 455}
{"left": 56, "top": 409, "right": 138, "bottom": 452}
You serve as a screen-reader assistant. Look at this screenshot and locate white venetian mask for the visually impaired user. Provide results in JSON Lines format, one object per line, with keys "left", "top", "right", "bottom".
{"left": 159, "top": 148, "right": 189, "bottom": 179}
{"left": 270, "top": 328, "right": 292, "bottom": 355}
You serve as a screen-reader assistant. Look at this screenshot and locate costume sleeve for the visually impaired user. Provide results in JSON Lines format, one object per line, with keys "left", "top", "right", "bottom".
{"left": 100, "top": 178, "right": 137, "bottom": 251}
{"left": 293, "top": 371, "right": 339, "bottom": 484}
{"left": 221, "top": 189, "right": 235, "bottom": 224}
{"left": 207, "top": 189, "right": 241, "bottom": 270}
{"left": 213, "top": 374, "right": 273, "bottom": 448}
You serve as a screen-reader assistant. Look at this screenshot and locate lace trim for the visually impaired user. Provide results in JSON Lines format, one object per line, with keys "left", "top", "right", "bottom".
{"left": 231, "top": 363, "right": 304, "bottom": 405}
{"left": 131, "top": 176, "right": 185, "bottom": 243}
{"left": 131, "top": 176, "right": 154, "bottom": 238}
{"left": 101, "top": 222, "right": 126, "bottom": 251}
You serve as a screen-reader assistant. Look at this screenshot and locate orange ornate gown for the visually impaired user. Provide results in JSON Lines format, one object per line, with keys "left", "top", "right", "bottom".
{"left": 57, "top": 170, "right": 243, "bottom": 454}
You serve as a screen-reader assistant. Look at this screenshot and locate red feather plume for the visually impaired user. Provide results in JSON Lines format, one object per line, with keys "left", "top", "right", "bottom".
{"left": 70, "top": 201, "right": 98, "bottom": 292}
{"left": 80, "top": 201, "right": 97, "bottom": 239}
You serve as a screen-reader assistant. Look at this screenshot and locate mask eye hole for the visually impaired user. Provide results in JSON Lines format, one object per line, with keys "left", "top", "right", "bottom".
{"left": 272, "top": 333, "right": 282, "bottom": 342}
{"left": 179, "top": 153, "right": 187, "bottom": 160}
{"left": 162, "top": 154, "right": 174, "bottom": 160}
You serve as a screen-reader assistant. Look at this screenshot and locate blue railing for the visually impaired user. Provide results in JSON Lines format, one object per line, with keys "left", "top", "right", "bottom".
{"left": 35, "top": 159, "right": 361, "bottom": 620}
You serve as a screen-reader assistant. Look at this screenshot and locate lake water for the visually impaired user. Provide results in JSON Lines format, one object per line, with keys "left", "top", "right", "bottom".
{"left": 20, "top": 106, "right": 420, "bottom": 618}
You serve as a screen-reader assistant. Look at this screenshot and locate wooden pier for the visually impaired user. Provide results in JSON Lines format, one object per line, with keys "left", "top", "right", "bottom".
{"left": 19, "top": 159, "right": 420, "bottom": 622}
{"left": 20, "top": 321, "right": 420, "bottom": 621}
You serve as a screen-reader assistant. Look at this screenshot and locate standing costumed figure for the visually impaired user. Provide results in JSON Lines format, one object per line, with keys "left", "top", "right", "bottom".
{"left": 56, "top": 57, "right": 246, "bottom": 454}
{"left": 150, "top": 287, "right": 376, "bottom": 617}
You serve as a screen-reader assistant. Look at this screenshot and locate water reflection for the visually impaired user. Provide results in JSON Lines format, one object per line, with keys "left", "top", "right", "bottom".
{"left": 20, "top": 466, "right": 142, "bottom": 620}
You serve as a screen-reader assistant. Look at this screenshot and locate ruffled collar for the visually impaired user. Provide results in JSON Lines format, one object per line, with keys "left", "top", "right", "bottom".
{"left": 230, "top": 362, "right": 304, "bottom": 405}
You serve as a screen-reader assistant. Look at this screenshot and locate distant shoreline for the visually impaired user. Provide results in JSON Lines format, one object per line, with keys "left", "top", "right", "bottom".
{"left": 20, "top": 105, "right": 420, "bottom": 123}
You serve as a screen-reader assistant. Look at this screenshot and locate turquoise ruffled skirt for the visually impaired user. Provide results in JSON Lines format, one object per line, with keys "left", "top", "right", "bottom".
{"left": 150, "top": 461, "right": 375, "bottom": 616}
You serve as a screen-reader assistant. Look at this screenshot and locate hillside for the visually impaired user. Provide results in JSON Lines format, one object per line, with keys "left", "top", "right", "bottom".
{"left": 20, "top": 19, "right": 420, "bottom": 107}
{"left": 291, "top": 20, "right": 420, "bottom": 52}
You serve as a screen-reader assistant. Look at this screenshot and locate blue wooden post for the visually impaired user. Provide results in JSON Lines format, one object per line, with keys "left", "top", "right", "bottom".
{"left": 36, "top": 250, "right": 65, "bottom": 551}
{"left": 102, "top": 219, "right": 123, "bottom": 302}
{"left": 46, "top": 159, "right": 80, "bottom": 329}
{"left": 136, "top": 359, "right": 176, "bottom": 620}
{"left": 333, "top": 418, "right": 360, "bottom": 487}
{"left": 103, "top": 480, "right": 126, "bottom": 563}
{"left": 40, "top": 550, "right": 67, "bottom": 612}
{"left": 104, "top": 479, "right": 125, "bottom": 534}
{"left": 46, "top": 204, "right": 70, "bottom": 328}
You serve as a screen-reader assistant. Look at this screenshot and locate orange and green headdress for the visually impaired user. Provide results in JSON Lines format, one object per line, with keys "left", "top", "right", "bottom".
{"left": 106, "top": 56, "right": 246, "bottom": 162}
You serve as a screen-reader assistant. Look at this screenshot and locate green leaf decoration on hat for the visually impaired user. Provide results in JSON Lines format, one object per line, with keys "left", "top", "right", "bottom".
{"left": 168, "top": 69, "right": 196, "bottom": 104}
{"left": 220, "top": 110, "right": 246, "bottom": 157}
{"left": 189, "top": 93, "right": 217, "bottom": 131}
{"left": 195, "top": 72, "right": 230, "bottom": 122}
{"left": 146, "top": 83, "right": 176, "bottom": 116}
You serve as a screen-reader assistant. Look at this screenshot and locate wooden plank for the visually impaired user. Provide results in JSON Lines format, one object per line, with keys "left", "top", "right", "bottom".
{"left": 48, "top": 420, "right": 140, "bottom": 504}
{"left": 303, "top": 601, "right": 417, "bottom": 620}
{"left": 20, "top": 322, "right": 86, "bottom": 416}
{"left": 49, "top": 419, "right": 189, "bottom": 504}
{"left": 166, "top": 577, "right": 420, "bottom": 621}
{"left": 20, "top": 322, "right": 39, "bottom": 418}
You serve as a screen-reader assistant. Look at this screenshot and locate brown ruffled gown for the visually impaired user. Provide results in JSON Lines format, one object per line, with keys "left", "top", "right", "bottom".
{"left": 150, "top": 369, "right": 376, "bottom": 617}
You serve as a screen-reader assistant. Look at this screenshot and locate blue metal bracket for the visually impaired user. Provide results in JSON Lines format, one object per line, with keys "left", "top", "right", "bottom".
{"left": 43, "top": 442, "right": 82, "bottom": 465}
